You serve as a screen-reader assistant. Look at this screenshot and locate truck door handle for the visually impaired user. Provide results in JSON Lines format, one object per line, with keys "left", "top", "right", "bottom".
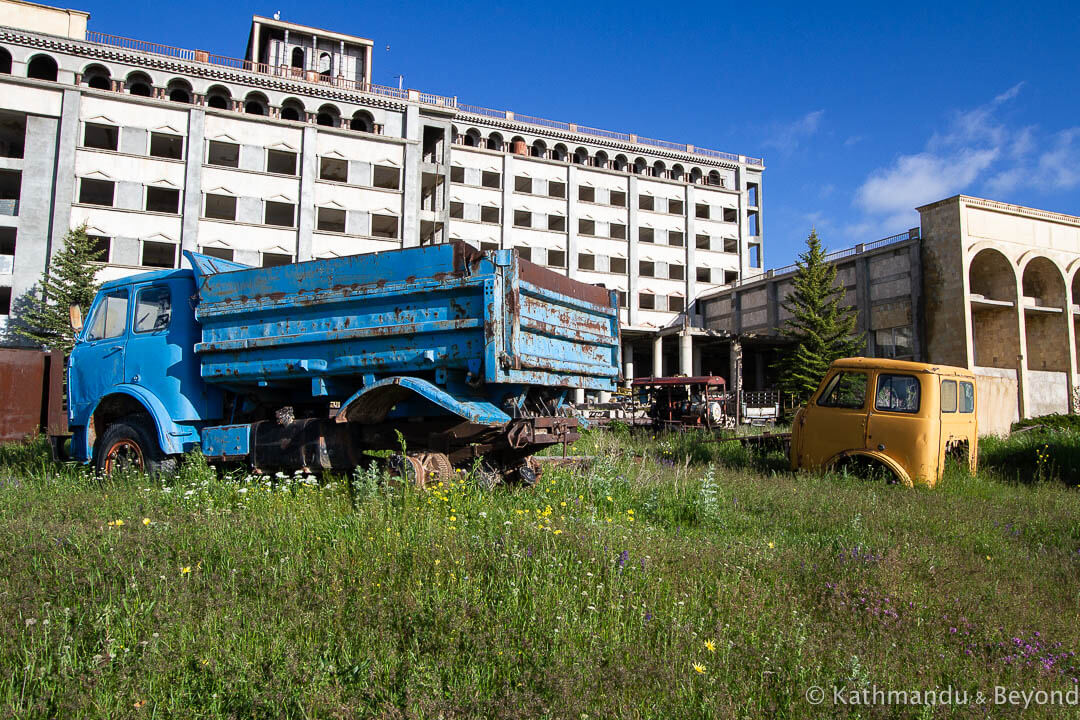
{"left": 104, "top": 346, "right": 123, "bottom": 356}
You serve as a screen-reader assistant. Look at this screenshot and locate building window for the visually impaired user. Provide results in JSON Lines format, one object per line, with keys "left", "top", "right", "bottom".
{"left": 201, "top": 246, "right": 233, "bottom": 261}
{"left": 480, "top": 206, "right": 499, "bottom": 224}
{"left": 83, "top": 123, "right": 118, "bottom": 151}
{"left": 610, "top": 257, "right": 627, "bottom": 274}
{"left": 142, "top": 240, "right": 177, "bottom": 268}
{"left": 610, "top": 190, "right": 626, "bottom": 207}
{"left": 669, "top": 264, "right": 684, "bottom": 281}
{"left": 696, "top": 267, "right": 711, "bottom": 283}
{"left": 263, "top": 150, "right": 295, "bottom": 176}
{"left": 876, "top": 326, "right": 914, "bottom": 359}
{"left": 610, "top": 223, "right": 626, "bottom": 240}
{"left": 696, "top": 234, "right": 711, "bottom": 250}
{"left": 317, "top": 207, "right": 346, "bottom": 233}
{"left": 449, "top": 201, "right": 464, "bottom": 219}
{"left": 514, "top": 176, "right": 532, "bottom": 193}
{"left": 88, "top": 234, "right": 110, "bottom": 262}
{"left": 548, "top": 215, "right": 566, "bottom": 232}
{"left": 669, "top": 231, "right": 684, "bottom": 247}
{"left": 639, "top": 228, "right": 654, "bottom": 243}
{"left": 578, "top": 219, "right": 595, "bottom": 236}
{"left": 547, "top": 249, "right": 566, "bottom": 267}
{"left": 146, "top": 187, "right": 180, "bottom": 214}
{"left": 724, "top": 269, "right": 738, "bottom": 285}
{"left": 513, "top": 210, "right": 531, "bottom": 228}
{"left": 695, "top": 203, "right": 710, "bottom": 220}
{"left": 615, "top": 290, "right": 627, "bottom": 308}
{"left": 723, "top": 207, "right": 737, "bottom": 223}
{"left": 578, "top": 253, "right": 595, "bottom": 271}
{"left": 207, "top": 141, "right": 239, "bottom": 168}
{"left": 578, "top": 186, "right": 595, "bottom": 203}
{"left": 548, "top": 181, "right": 565, "bottom": 199}
{"left": 450, "top": 166, "right": 465, "bottom": 183}
{"left": 150, "top": 132, "right": 183, "bottom": 160}
{"left": 480, "top": 242, "right": 499, "bottom": 252}
{"left": 747, "top": 182, "right": 759, "bottom": 207}
{"left": 723, "top": 237, "right": 739, "bottom": 253}
{"left": 373, "top": 165, "right": 400, "bottom": 190}
{"left": 481, "top": 171, "right": 500, "bottom": 189}
{"left": 320, "top": 157, "right": 348, "bottom": 182}
{"left": 639, "top": 261, "right": 654, "bottom": 277}
{"left": 515, "top": 246, "right": 532, "bottom": 262}
{"left": 79, "top": 178, "right": 114, "bottom": 207}
{"left": 265, "top": 201, "right": 296, "bottom": 227}
{"left": 669, "top": 296, "right": 685, "bottom": 312}
{"left": 638, "top": 292, "right": 655, "bottom": 310}
{"left": 669, "top": 199, "right": 684, "bottom": 215}
{"left": 749, "top": 244, "right": 761, "bottom": 268}
{"left": 204, "top": 193, "right": 236, "bottom": 221}
{"left": 371, "top": 214, "right": 399, "bottom": 238}
{"left": 638, "top": 195, "right": 654, "bottom": 211}
{"left": 262, "top": 251, "right": 292, "bottom": 267}
{"left": 748, "top": 211, "right": 760, "bottom": 236}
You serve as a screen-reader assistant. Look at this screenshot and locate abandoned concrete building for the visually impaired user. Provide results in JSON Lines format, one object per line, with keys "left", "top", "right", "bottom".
{"left": 0, "top": 0, "right": 765, "bottom": 398}
{"left": 698, "top": 195, "right": 1080, "bottom": 434}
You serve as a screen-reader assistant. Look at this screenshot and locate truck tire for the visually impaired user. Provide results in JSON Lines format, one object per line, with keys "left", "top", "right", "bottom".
{"left": 94, "top": 416, "right": 177, "bottom": 477}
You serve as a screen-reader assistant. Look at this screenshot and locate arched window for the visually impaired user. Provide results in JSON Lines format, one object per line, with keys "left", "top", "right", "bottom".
{"left": 551, "top": 144, "right": 568, "bottom": 161}
{"left": 350, "top": 110, "right": 374, "bottom": 132}
{"left": 316, "top": 104, "right": 340, "bottom": 127}
{"left": 531, "top": 139, "right": 547, "bottom": 158}
{"left": 126, "top": 71, "right": 153, "bottom": 97}
{"left": 318, "top": 52, "right": 332, "bottom": 78}
{"left": 632, "top": 157, "right": 648, "bottom": 175}
{"left": 690, "top": 167, "right": 703, "bottom": 184}
{"left": 593, "top": 151, "right": 608, "bottom": 169}
{"left": 291, "top": 47, "right": 304, "bottom": 68}
{"left": 82, "top": 64, "right": 111, "bottom": 90}
{"left": 282, "top": 99, "right": 306, "bottom": 122}
{"left": 166, "top": 79, "right": 192, "bottom": 104}
{"left": 244, "top": 92, "right": 268, "bottom": 116}
{"left": 486, "top": 133, "right": 503, "bottom": 151}
{"left": 27, "top": 54, "right": 58, "bottom": 81}
{"left": 0, "top": 47, "right": 11, "bottom": 75}
{"left": 573, "top": 147, "right": 589, "bottom": 165}
{"left": 671, "top": 164, "right": 684, "bottom": 182}
{"left": 464, "top": 129, "right": 481, "bottom": 147}
{"left": 707, "top": 170, "right": 721, "bottom": 187}
{"left": 612, "top": 155, "right": 628, "bottom": 172}
{"left": 653, "top": 160, "right": 667, "bottom": 179}
{"left": 205, "top": 85, "right": 231, "bottom": 110}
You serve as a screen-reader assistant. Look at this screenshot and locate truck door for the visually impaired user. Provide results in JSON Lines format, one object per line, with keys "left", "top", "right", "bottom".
{"left": 865, "top": 372, "right": 927, "bottom": 481}
{"left": 69, "top": 288, "right": 130, "bottom": 417}
{"left": 795, "top": 369, "right": 870, "bottom": 468}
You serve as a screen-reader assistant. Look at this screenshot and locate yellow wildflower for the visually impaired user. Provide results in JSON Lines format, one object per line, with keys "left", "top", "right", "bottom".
{"left": 768, "top": 542, "right": 775, "bottom": 549}
{"left": 142, "top": 518, "right": 151, "bottom": 526}
{"left": 180, "top": 566, "right": 191, "bottom": 575}
{"left": 705, "top": 640, "right": 716, "bottom": 653}
{"left": 553, "top": 529, "right": 563, "bottom": 535}
{"left": 693, "top": 663, "right": 706, "bottom": 674}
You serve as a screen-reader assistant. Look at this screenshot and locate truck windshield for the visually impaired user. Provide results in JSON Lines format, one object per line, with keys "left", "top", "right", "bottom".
{"left": 86, "top": 290, "right": 129, "bottom": 341}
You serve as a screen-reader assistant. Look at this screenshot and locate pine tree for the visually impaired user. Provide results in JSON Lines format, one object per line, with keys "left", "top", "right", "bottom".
{"left": 12, "top": 224, "right": 103, "bottom": 354}
{"left": 774, "top": 229, "right": 864, "bottom": 403}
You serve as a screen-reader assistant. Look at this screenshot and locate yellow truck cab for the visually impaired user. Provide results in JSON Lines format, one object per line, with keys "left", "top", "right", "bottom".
{"left": 790, "top": 358, "right": 977, "bottom": 487}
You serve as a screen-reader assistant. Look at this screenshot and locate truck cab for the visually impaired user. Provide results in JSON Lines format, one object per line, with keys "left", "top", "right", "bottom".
{"left": 790, "top": 358, "right": 977, "bottom": 487}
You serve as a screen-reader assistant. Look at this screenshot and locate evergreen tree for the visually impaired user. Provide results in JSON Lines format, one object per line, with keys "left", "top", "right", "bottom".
{"left": 774, "top": 229, "right": 864, "bottom": 403}
{"left": 12, "top": 224, "right": 103, "bottom": 353}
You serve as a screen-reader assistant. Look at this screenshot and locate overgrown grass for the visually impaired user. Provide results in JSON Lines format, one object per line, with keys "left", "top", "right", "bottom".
{"left": 1, "top": 431, "right": 1079, "bottom": 718}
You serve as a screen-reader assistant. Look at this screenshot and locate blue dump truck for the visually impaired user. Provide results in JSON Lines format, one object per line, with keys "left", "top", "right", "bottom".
{"left": 63, "top": 241, "right": 620, "bottom": 485}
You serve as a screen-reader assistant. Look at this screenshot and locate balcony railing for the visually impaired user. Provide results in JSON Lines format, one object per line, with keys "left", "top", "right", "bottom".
{"left": 82, "top": 30, "right": 764, "bottom": 167}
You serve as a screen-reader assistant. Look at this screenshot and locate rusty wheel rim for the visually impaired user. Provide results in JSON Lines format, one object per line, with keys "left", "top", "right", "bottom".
{"left": 103, "top": 439, "right": 144, "bottom": 475}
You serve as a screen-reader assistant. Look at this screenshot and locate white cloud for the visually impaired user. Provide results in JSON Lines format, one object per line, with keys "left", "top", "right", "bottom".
{"left": 856, "top": 149, "right": 998, "bottom": 215}
{"left": 762, "top": 110, "right": 825, "bottom": 153}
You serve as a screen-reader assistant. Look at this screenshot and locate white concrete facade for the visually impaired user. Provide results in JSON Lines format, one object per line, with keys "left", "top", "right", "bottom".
{"left": 0, "top": 0, "right": 765, "bottom": 376}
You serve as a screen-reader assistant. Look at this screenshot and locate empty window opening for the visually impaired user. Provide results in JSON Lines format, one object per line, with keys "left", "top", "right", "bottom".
{"left": 317, "top": 207, "right": 346, "bottom": 233}
{"left": 530, "top": 140, "right": 546, "bottom": 158}
{"left": 84, "top": 68, "right": 111, "bottom": 90}
{"left": 0, "top": 48, "right": 11, "bottom": 75}
{"left": 639, "top": 261, "right": 655, "bottom": 277}
{"left": 207, "top": 141, "right": 239, "bottom": 168}
{"left": 748, "top": 211, "right": 760, "bottom": 236}
{"left": 669, "top": 264, "right": 685, "bottom": 280}
{"left": 264, "top": 201, "right": 296, "bottom": 227}
{"left": 449, "top": 201, "right": 464, "bottom": 219}
{"left": 206, "top": 89, "right": 230, "bottom": 110}
{"left": 450, "top": 166, "right": 465, "bottom": 183}
{"left": 481, "top": 171, "right": 500, "bottom": 189}
{"left": 548, "top": 181, "right": 565, "bottom": 199}
{"left": 0, "top": 170, "right": 19, "bottom": 215}
{"left": 142, "top": 240, "right": 177, "bottom": 268}
{"left": 146, "top": 186, "right": 180, "bottom": 214}
{"left": 373, "top": 165, "right": 400, "bottom": 190}
{"left": 514, "top": 176, "right": 532, "bottom": 193}
{"left": 669, "top": 231, "right": 684, "bottom": 247}
{"left": 27, "top": 55, "right": 57, "bottom": 81}
{"left": 291, "top": 47, "right": 304, "bottom": 69}
{"left": 126, "top": 73, "right": 152, "bottom": 97}
{"left": 610, "top": 223, "right": 626, "bottom": 240}
{"left": 318, "top": 52, "right": 332, "bottom": 78}
{"left": 639, "top": 228, "right": 654, "bottom": 243}
{"left": 578, "top": 253, "right": 595, "bottom": 271}
{"left": 244, "top": 101, "right": 266, "bottom": 116}
{"left": 638, "top": 292, "right": 655, "bottom": 310}
{"left": 515, "top": 246, "right": 531, "bottom": 262}
{"left": 669, "top": 199, "right": 684, "bottom": 215}
{"left": 83, "top": 123, "right": 118, "bottom": 151}
{"left": 548, "top": 250, "right": 566, "bottom": 267}
{"left": 168, "top": 85, "right": 191, "bottom": 104}
{"left": 615, "top": 290, "right": 627, "bottom": 308}
{"left": 578, "top": 219, "right": 595, "bottom": 236}
{"left": 371, "top": 214, "right": 399, "bottom": 238}
{"left": 724, "top": 269, "right": 739, "bottom": 285}
{"left": 204, "top": 194, "right": 236, "bottom": 221}
{"left": 486, "top": 134, "right": 503, "bottom": 151}
{"left": 320, "top": 157, "right": 348, "bottom": 182}
{"left": 316, "top": 111, "right": 338, "bottom": 127}
{"left": 610, "top": 190, "right": 626, "bottom": 207}
{"left": 548, "top": 215, "right": 566, "bottom": 232}
{"left": 350, "top": 111, "right": 374, "bottom": 132}
{"left": 0, "top": 227, "right": 14, "bottom": 258}
{"left": 573, "top": 147, "right": 589, "bottom": 165}
{"left": 422, "top": 126, "right": 444, "bottom": 163}
{"left": 695, "top": 203, "right": 710, "bottom": 219}
{"left": 639, "top": 195, "right": 654, "bottom": 211}
{"left": 201, "top": 246, "right": 233, "bottom": 261}
{"left": 267, "top": 149, "right": 298, "bottom": 175}
{"left": 578, "top": 186, "right": 595, "bottom": 202}
{"left": 669, "top": 296, "right": 685, "bottom": 312}
{"left": 480, "top": 242, "right": 499, "bottom": 252}
{"left": 88, "top": 234, "right": 109, "bottom": 262}
{"left": 480, "top": 206, "right": 499, "bottom": 224}
{"left": 723, "top": 237, "right": 739, "bottom": 253}
{"left": 263, "top": 252, "right": 292, "bottom": 267}
{"left": 749, "top": 244, "right": 761, "bottom": 268}
{"left": 278, "top": 104, "right": 300, "bottom": 120}
{"left": 78, "top": 178, "right": 113, "bottom": 207}
{"left": 463, "top": 130, "right": 481, "bottom": 147}
{"left": 513, "top": 210, "right": 531, "bottom": 228}
{"left": 697, "top": 267, "right": 712, "bottom": 283}
{"left": 0, "top": 112, "right": 26, "bottom": 158}
{"left": 150, "top": 133, "right": 183, "bottom": 160}
{"left": 708, "top": 170, "right": 722, "bottom": 187}
{"left": 610, "top": 257, "right": 627, "bottom": 274}
{"left": 723, "top": 207, "right": 737, "bottom": 223}
{"left": 747, "top": 182, "right": 759, "bottom": 206}
{"left": 696, "top": 234, "right": 711, "bottom": 250}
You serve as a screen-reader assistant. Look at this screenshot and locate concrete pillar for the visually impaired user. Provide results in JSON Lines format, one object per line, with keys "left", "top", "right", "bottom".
{"left": 685, "top": 183, "right": 697, "bottom": 318}
{"left": 729, "top": 338, "right": 743, "bottom": 424}
{"left": 1013, "top": 270, "right": 1029, "bottom": 420}
{"left": 628, "top": 176, "right": 640, "bottom": 326}
{"left": 623, "top": 340, "right": 634, "bottom": 388}
{"left": 11, "top": 115, "right": 60, "bottom": 303}
{"left": 692, "top": 342, "right": 703, "bottom": 376}
{"left": 679, "top": 331, "right": 693, "bottom": 376}
{"left": 500, "top": 153, "right": 514, "bottom": 249}
{"left": 401, "top": 105, "right": 421, "bottom": 247}
{"left": 46, "top": 89, "right": 80, "bottom": 264}
{"left": 566, "top": 165, "right": 578, "bottom": 277}
{"left": 180, "top": 107, "right": 205, "bottom": 254}
{"left": 296, "top": 125, "right": 317, "bottom": 260}
{"left": 652, "top": 334, "right": 664, "bottom": 377}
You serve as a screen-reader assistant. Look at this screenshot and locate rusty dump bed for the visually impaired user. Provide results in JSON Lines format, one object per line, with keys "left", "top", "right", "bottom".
{"left": 0, "top": 348, "right": 66, "bottom": 444}
{"left": 189, "top": 242, "right": 620, "bottom": 393}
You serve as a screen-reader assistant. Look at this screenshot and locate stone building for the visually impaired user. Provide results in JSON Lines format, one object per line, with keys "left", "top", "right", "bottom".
{"left": 0, "top": 0, "right": 766, "bottom": 396}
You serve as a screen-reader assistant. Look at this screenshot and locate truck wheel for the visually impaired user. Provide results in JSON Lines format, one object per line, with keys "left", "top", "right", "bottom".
{"left": 94, "top": 416, "right": 177, "bottom": 477}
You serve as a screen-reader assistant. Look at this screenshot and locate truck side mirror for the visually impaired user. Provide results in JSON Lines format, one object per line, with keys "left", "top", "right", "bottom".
{"left": 69, "top": 304, "right": 83, "bottom": 333}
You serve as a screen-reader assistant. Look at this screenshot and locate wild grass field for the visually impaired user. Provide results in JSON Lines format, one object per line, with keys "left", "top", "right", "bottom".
{"left": 1, "top": 427, "right": 1078, "bottom": 719}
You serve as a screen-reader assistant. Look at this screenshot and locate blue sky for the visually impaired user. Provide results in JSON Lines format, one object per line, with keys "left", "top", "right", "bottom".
{"left": 81, "top": 0, "right": 1080, "bottom": 267}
